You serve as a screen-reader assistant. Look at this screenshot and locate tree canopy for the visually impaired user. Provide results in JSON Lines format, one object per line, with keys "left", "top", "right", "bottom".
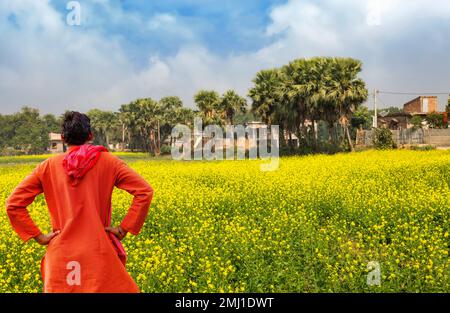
{"left": 1, "top": 56, "right": 374, "bottom": 155}
{"left": 248, "top": 57, "right": 368, "bottom": 151}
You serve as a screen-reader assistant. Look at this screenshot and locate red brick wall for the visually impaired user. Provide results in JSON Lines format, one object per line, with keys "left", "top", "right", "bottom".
{"left": 404, "top": 98, "right": 421, "bottom": 113}
{"left": 404, "top": 96, "right": 438, "bottom": 113}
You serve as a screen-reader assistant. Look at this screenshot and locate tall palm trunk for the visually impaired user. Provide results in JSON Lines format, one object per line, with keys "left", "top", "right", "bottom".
{"left": 301, "top": 121, "right": 308, "bottom": 147}
{"left": 327, "top": 123, "right": 334, "bottom": 144}
{"left": 141, "top": 128, "right": 150, "bottom": 153}
{"left": 149, "top": 129, "right": 158, "bottom": 155}
{"left": 121, "top": 123, "right": 126, "bottom": 151}
{"left": 105, "top": 132, "right": 110, "bottom": 149}
{"left": 344, "top": 123, "right": 354, "bottom": 152}
{"left": 155, "top": 121, "right": 161, "bottom": 156}
{"left": 311, "top": 118, "right": 317, "bottom": 151}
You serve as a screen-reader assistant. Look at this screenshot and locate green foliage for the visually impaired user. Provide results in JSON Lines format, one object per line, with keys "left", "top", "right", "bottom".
{"left": 219, "top": 90, "right": 247, "bottom": 124}
{"left": 2, "top": 56, "right": 369, "bottom": 156}
{"left": 248, "top": 57, "right": 368, "bottom": 152}
{"left": 379, "top": 106, "right": 402, "bottom": 115}
{"left": 160, "top": 144, "right": 172, "bottom": 155}
{"left": 0, "top": 107, "right": 60, "bottom": 155}
{"left": 373, "top": 128, "right": 396, "bottom": 150}
{"left": 119, "top": 98, "right": 164, "bottom": 154}
{"left": 159, "top": 96, "right": 183, "bottom": 110}
{"left": 233, "top": 111, "right": 257, "bottom": 125}
{"left": 119, "top": 97, "right": 196, "bottom": 155}
{"left": 351, "top": 106, "right": 372, "bottom": 129}
{"left": 193, "top": 89, "right": 248, "bottom": 126}
{"left": 194, "top": 90, "right": 221, "bottom": 125}
{"left": 87, "top": 109, "right": 117, "bottom": 147}
{"left": 410, "top": 115, "right": 424, "bottom": 129}
{"left": 248, "top": 68, "right": 283, "bottom": 125}
{"left": 409, "top": 145, "right": 436, "bottom": 151}
{"left": 426, "top": 112, "right": 445, "bottom": 129}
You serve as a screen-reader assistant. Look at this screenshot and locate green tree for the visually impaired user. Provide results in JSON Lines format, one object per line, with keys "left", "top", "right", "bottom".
{"left": 351, "top": 106, "right": 372, "bottom": 130}
{"left": 426, "top": 112, "right": 445, "bottom": 129}
{"left": 0, "top": 114, "right": 15, "bottom": 151}
{"left": 410, "top": 115, "right": 424, "bottom": 130}
{"left": 248, "top": 69, "right": 283, "bottom": 126}
{"left": 326, "top": 58, "right": 368, "bottom": 151}
{"left": 219, "top": 90, "right": 247, "bottom": 124}
{"left": 379, "top": 106, "right": 402, "bottom": 115}
{"left": 194, "top": 90, "right": 221, "bottom": 125}
{"left": 160, "top": 96, "right": 183, "bottom": 112}
{"left": 118, "top": 104, "right": 136, "bottom": 151}
{"left": 279, "top": 59, "right": 309, "bottom": 147}
{"left": 281, "top": 57, "right": 336, "bottom": 149}
{"left": 12, "top": 107, "right": 49, "bottom": 154}
{"left": 42, "top": 114, "right": 61, "bottom": 133}
{"left": 119, "top": 99, "right": 154, "bottom": 153}
{"left": 87, "top": 109, "right": 116, "bottom": 147}
{"left": 159, "top": 96, "right": 187, "bottom": 150}
{"left": 373, "top": 128, "right": 396, "bottom": 150}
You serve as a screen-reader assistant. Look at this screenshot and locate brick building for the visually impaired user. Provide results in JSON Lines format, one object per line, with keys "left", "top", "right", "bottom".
{"left": 403, "top": 96, "right": 438, "bottom": 114}
{"left": 377, "top": 96, "right": 441, "bottom": 130}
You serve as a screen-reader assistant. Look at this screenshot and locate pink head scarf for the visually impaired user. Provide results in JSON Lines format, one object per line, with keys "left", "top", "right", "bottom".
{"left": 62, "top": 144, "right": 108, "bottom": 185}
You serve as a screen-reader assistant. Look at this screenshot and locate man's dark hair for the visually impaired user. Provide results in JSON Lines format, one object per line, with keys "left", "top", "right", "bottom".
{"left": 62, "top": 111, "right": 91, "bottom": 145}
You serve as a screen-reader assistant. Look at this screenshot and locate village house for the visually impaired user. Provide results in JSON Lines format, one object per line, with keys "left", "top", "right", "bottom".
{"left": 377, "top": 96, "right": 440, "bottom": 130}
{"left": 49, "top": 132, "right": 65, "bottom": 153}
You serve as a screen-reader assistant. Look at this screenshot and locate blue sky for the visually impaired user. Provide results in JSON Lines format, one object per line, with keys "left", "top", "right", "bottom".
{"left": 49, "top": 0, "right": 285, "bottom": 58}
{"left": 1, "top": 0, "right": 450, "bottom": 114}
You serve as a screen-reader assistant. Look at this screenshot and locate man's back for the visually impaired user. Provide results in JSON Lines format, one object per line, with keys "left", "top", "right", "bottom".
{"left": 6, "top": 150, "right": 153, "bottom": 292}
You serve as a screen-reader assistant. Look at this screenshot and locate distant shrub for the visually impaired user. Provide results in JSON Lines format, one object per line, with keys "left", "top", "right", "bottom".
{"left": 410, "top": 116, "right": 423, "bottom": 130}
{"left": 426, "top": 112, "right": 445, "bottom": 129}
{"left": 160, "top": 144, "right": 172, "bottom": 155}
{"left": 410, "top": 145, "right": 436, "bottom": 151}
{"left": 373, "top": 128, "right": 396, "bottom": 150}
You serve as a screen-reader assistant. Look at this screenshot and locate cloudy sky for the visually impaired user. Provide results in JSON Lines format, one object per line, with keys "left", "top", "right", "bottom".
{"left": 1, "top": 0, "right": 449, "bottom": 114}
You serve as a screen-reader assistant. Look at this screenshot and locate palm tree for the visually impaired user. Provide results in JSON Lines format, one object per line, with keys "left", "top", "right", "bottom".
{"left": 248, "top": 69, "right": 283, "bottom": 126}
{"left": 219, "top": 90, "right": 247, "bottom": 124}
{"left": 87, "top": 109, "right": 115, "bottom": 147}
{"left": 159, "top": 96, "right": 184, "bottom": 152}
{"left": 280, "top": 59, "right": 316, "bottom": 147}
{"left": 120, "top": 98, "right": 162, "bottom": 154}
{"left": 327, "top": 58, "right": 368, "bottom": 151}
{"left": 160, "top": 96, "right": 183, "bottom": 112}
{"left": 117, "top": 109, "right": 130, "bottom": 151}
{"left": 119, "top": 103, "right": 140, "bottom": 151}
{"left": 194, "top": 90, "right": 221, "bottom": 125}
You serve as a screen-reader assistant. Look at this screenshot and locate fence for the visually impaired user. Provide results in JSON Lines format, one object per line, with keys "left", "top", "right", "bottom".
{"left": 357, "top": 128, "right": 450, "bottom": 147}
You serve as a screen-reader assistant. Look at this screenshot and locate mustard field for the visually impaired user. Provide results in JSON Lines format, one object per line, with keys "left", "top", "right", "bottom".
{"left": 0, "top": 150, "right": 449, "bottom": 292}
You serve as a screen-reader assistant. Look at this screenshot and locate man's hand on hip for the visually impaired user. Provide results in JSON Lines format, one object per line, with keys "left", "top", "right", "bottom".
{"left": 105, "top": 226, "right": 127, "bottom": 240}
{"left": 34, "top": 230, "right": 60, "bottom": 245}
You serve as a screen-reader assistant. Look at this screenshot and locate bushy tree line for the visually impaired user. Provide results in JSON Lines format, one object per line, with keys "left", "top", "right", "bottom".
{"left": 0, "top": 107, "right": 60, "bottom": 155}
{"left": 248, "top": 57, "right": 368, "bottom": 152}
{"left": 0, "top": 92, "right": 249, "bottom": 155}
{"left": 2, "top": 57, "right": 371, "bottom": 155}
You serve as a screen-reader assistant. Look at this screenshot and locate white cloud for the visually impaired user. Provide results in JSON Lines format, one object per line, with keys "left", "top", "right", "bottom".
{"left": 148, "top": 13, "right": 176, "bottom": 30}
{"left": 0, "top": 0, "right": 449, "bottom": 114}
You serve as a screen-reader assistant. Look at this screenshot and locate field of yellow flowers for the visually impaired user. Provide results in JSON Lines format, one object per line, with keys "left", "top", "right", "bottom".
{"left": 0, "top": 150, "right": 449, "bottom": 293}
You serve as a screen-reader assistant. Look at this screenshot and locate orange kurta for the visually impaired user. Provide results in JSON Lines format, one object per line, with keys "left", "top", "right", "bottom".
{"left": 6, "top": 149, "right": 153, "bottom": 293}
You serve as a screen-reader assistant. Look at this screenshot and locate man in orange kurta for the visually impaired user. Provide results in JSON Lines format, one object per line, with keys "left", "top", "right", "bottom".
{"left": 6, "top": 112, "right": 153, "bottom": 293}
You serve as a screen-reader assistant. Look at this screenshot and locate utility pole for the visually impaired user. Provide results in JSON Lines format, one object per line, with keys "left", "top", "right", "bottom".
{"left": 373, "top": 89, "right": 378, "bottom": 128}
